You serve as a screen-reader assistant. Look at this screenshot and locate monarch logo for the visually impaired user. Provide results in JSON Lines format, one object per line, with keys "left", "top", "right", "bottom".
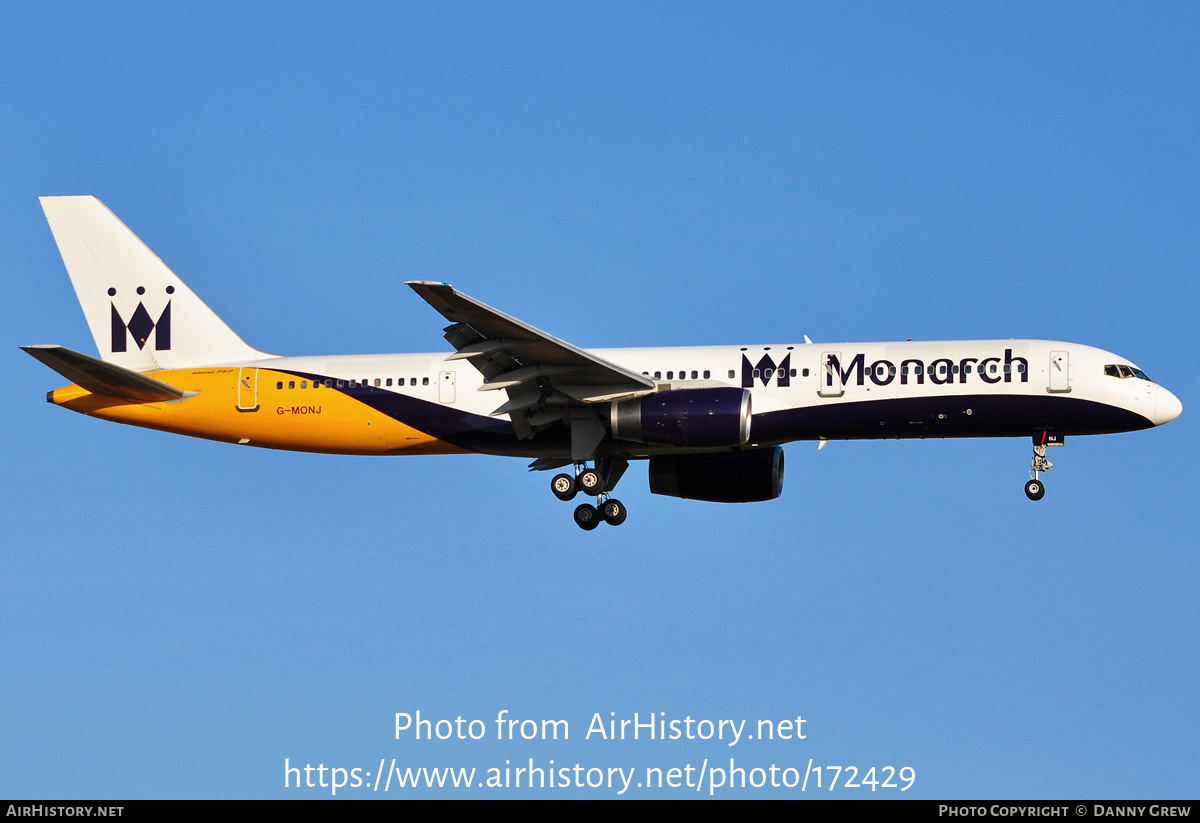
{"left": 109, "top": 285, "right": 173, "bottom": 352}
{"left": 742, "top": 353, "right": 791, "bottom": 388}
{"left": 825, "top": 348, "right": 1029, "bottom": 387}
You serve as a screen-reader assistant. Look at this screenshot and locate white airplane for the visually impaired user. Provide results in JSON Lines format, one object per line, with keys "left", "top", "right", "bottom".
{"left": 24, "top": 196, "right": 1182, "bottom": 529}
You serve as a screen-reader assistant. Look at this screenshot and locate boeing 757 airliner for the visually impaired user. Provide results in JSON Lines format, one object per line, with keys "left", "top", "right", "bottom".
{"left": 24, "top": 197, "right": 1182, "bottom": 529}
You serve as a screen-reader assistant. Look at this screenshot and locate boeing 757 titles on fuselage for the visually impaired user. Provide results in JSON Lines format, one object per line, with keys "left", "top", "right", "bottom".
{"left": 23, "top": 197, "right": 1182, "bottom": 529}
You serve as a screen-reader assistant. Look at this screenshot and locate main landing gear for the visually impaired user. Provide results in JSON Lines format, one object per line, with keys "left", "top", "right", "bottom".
{"left": 550, "top": 458, "right": 629, "bottom": 530}
{"left": 1025, "top": 431, "right": 1062, "bottom": 501}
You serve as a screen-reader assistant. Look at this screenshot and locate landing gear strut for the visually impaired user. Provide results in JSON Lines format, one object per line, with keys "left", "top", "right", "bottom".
{"left": 1025, "top": 431, "right": 1062, "bottom": 501}
{"left": 549, "top": 458, "right": 629, "bottom": 529}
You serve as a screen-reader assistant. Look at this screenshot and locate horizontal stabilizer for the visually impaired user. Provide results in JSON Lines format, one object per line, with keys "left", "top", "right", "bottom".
{"left": 21, "top": 345, "right": 190, "bottom": 403}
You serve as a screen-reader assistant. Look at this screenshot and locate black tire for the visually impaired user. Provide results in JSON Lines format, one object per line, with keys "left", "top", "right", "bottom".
{"left": 1024, "top": 479, "right": 1045, "bottom": 501}
{"left": 578, "top": 469, "right": 604, "bottom": 495}
{"left": 551, "top": 473, "right": 578, "bottom": 501}
{"left": 573, "top": 503, "right": 601, "bottom": 531}
{"left": 601, "top": 498, "right": 627, "bottom": 526}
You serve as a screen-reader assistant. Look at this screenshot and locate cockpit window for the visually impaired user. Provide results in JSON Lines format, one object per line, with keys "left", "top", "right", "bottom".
{"left": 1105, "top": 364, "right": 1152, "bottom": 382}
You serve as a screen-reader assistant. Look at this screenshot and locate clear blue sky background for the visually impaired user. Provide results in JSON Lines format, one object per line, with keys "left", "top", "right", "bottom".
{"left": 2, "top": 3, "right": 1196, "bottom": 799}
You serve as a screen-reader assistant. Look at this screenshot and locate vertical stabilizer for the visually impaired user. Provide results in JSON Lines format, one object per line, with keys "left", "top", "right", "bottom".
{"left": 39, "top": 196, "right": 273, "bottom": 371}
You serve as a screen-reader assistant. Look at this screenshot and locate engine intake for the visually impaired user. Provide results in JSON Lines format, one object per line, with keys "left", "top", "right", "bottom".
{"left": 649, "top": 447, "right": 785, "bottom": 503}
{"left": 611, "top": 388, "right": 751, "bottom": 448}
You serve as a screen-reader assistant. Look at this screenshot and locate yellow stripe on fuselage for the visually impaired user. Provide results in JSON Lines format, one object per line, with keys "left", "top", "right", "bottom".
{"left": 49, "top": 367, "right": 467, "bottom": 455}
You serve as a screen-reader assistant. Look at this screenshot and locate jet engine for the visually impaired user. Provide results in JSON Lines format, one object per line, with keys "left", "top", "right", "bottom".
{"left": 610, "top": 388, "right": 751, "bottom": 448}
{"left": 648, "top": 447, "right": 784, "bottom": 503}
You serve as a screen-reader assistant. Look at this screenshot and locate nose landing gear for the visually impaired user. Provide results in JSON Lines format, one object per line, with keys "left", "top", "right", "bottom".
{"left": 1025, "top": 431, "right": 1062, "bottom": 501}
{"left": 1024, "top": 477, "right": 1046, "bottom": 501}
{"left": 549, "top": 458, "right": 629, "bottom": 529}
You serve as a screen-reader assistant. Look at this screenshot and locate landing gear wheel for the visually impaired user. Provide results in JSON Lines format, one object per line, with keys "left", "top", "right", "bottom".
{"left": 601, "top": 498, "right": 627, "bottom": 526}
{"left": 573, "top": 503, "right": 601, "bottom": 531}
{"left": 551, "top": 473, "right": 578, "bottom": 501}
{"left": 1024, "top": 479, "right": 1045, "bottom": 501}
{"left": 578, "top": 469, "right": 604, "bottom": 495}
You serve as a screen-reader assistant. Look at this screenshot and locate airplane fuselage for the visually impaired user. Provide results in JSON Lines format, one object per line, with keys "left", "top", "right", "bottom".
{"left": 49, "top": 339, "right": 1176, "bottom": 459}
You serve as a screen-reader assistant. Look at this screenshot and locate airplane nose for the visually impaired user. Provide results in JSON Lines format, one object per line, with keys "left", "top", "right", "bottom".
{"left": 1156, "top": 387, "right": 1183, "bottom": 426}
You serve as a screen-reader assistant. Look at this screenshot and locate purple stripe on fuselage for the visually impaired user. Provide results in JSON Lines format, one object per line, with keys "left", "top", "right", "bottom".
{"left": 750, "top": 393, "right": 1153, "bottom": 443}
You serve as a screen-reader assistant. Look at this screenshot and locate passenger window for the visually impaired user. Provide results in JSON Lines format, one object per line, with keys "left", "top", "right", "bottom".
{"left": 336, "top": 380, "right": 344, "bottom": 388}
{"left": 289, "top": 381, "right": 295, "bottom": 389}
{"left": 410, "top": 378, "right": 417, "bottom": 386}
{"left": 301, "top": 381, "right": 307, "bottom": 389}
{"left": 728, "top": 370, "right": 735, "bottom": 379}
{"left": 654, "top": 371, "right": 662, "bottom": 379}
{"left": 422, "top": 377, "right": 429, "bottom": 386}
{"left": 791, "top": 369, "right": 797, "bottom": 377}
{"left": 1004, "top": 364, "right": 1011, "bottom": 373}
{"left": 802, "top": 368, "right": 809, "bottom": 377}
{"left": 752, "top": 369, "right": 760, "bottom": 378}
{"left": 374, "top": 378, "right": 381, "bottom": 387}
{"left": 765, "top": 369, "right": 773, "bottom": 379}
{"left": 691, "top": 370, "right": 698, "bottom": 379}
{"left": 667, "top": 371, "right": 674, "bottom": 380}
{"left": 989, "top": 364, "right": 998, "bottom": 374}
{"left": 386, "top": 378, "right": 392, "bottom": 386}
{"left": 276, "top": 381, "right": 283, "bottom": 389}
{"left": 963, "top": 365, "right": 971, "bottom": 374}
{"left": 704, "top": 370, "right": 711, "bottom": 379}
{"left": 1017, "top": 364, "right": 1026, "bottom": 373}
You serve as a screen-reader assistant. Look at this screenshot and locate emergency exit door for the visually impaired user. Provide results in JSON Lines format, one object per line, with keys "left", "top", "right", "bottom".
{"left": 439, "top": 370, "right": 456, "bottom": 404}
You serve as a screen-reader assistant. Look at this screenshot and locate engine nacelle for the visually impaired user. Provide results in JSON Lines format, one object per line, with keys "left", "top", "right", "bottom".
{"left": 610, "top": 388, "right": 751, "bottom": 448}
{"left": 648, "top": 447, "right": 785, "bottom": 503}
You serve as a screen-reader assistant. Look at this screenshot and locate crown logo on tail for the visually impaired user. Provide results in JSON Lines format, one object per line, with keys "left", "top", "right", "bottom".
{"left": 109, "top": 285, "right": 173, "bottom": 352}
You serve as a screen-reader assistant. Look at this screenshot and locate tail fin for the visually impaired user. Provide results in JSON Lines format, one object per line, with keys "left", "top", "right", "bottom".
{"left": 39, "top": 196, "right": 273, "bottom": 371}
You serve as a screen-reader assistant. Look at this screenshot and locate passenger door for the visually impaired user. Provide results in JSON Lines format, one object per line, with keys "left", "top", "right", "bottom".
{"left": 1048, "top": 351, "right": 1070, "bottom": 393}
{"left": 818, "top": 351, "right": 844, "bottom": 397}
{"left": 237, "top": 366, "right": 259, "bottom": 411}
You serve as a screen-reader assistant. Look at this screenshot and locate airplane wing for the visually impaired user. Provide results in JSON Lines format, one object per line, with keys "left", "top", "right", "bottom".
{"left": 405, "top": 282, "right": 656, "bottom": 450}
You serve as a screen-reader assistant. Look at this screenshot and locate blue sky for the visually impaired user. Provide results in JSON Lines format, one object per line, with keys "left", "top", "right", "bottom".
{"left": 1, "top": 3, "right": 1196, "bottom": 798}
